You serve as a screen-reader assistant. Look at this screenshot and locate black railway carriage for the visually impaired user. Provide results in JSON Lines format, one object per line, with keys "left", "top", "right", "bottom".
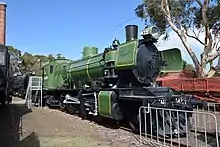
{"left": 0, "top": 44, "right": 13, "bottom": 106}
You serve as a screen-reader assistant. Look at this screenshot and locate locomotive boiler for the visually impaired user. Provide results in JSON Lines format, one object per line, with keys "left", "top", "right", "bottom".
{"left": 41, "top": 25, "right": 200, "bottom": 135}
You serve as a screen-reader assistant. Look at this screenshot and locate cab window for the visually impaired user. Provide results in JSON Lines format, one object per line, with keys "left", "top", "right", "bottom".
{"left": 50, "top": 65, "right": 53, "bottom": 74}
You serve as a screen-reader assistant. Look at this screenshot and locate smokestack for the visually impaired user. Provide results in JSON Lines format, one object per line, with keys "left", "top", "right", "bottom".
{"left": 0, "top": 2, "right": 6, "bottom": 45}
{"left": 125, "top": 25, "right": 138, "bottom": 42}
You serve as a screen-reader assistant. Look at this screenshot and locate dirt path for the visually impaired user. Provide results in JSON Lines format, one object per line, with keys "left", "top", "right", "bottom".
{"left": 1, "top": 97, "right": 142, "bottom": 147}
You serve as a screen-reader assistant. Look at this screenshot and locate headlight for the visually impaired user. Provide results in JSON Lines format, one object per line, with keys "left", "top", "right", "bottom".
{"left": 141, "top": 26, "right": 161, "bottom": 40}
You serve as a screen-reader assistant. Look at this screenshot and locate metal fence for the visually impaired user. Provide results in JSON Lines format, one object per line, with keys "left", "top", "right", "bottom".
{"left": 138, "top": 104, "right": 219, "bottom": 147}
{"left": 203, "top": 103, "right": 220, "bottom": 130}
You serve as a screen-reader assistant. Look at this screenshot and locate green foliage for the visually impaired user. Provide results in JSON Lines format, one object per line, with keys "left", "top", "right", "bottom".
{"left": 56, "top": 53, "right": 65, "bottom": 59}
{"left": 183, "top": 60, "right": 195, "bottom": 72}
{"left": 8, "top": 46, "right": 21, "bottom": 56}
{"left": 7, "top": 46, "right": 65, "bottom": 76}
{"left": 135, "top": 0, "right": 220, "bottom": 39}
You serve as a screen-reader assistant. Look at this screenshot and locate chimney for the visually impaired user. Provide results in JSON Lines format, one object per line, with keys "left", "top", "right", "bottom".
{"left": 0, "top": 2, "right": 6, "bottom": 45}
{"left": 125, "top": 25, "right": 138, "bottom": 42}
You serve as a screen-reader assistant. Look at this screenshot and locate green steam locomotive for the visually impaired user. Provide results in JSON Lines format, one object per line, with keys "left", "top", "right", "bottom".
{"left": 41, "top": 25, "right": 195, "bottom": 135}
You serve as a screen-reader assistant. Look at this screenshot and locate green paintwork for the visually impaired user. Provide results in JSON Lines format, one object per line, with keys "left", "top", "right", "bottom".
{"left": 82, "top": 46, "right": 98, "bottom": 58}
{"left": 43, "top": 43, "right": 184, "bottom": 90}
{"left": 159, "top": 48, "right": 183, "bottom": 72}
{"left": 43, "top": 59, "right": 72, "bottom": 89}
{"left": 68, "top": 53, "right": 105, "bottom": 87}
{"left": 115, "top": 40, "right": 138, "bottom": 69}
{"left": 98, "top": 91, "right": 112, "bottom": 117}
{"left": 67, "top": 50, "right": 118, "bottom": 87}
{"left": 104, "top": 51, "right": 117, "bottom": 63}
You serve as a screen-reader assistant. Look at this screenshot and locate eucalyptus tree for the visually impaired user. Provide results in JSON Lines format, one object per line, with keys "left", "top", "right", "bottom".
{"left": 135, "top": 0, "right": 220, "bottom": 77}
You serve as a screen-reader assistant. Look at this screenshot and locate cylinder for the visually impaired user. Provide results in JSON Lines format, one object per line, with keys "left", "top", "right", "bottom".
{"left": 82, "top": 46, "right": 98, "bottom": 58}
{"left": 0, "top": 2, "right": 6, "bottom": 45}
{"left": 125, "top": 25, "right": 138, "bottom": 42}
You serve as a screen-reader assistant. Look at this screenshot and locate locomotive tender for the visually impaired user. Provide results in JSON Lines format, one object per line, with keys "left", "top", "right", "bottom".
{"left": 42, "top": 25, "right": 196, "bottom": 135}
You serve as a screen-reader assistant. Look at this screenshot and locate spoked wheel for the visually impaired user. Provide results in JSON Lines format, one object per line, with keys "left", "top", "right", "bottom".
{"left": 59, "top": 101, "right": 67, "bottom": 112}
{"left": 128, "top": 113, "right": 141, "bottom": 134}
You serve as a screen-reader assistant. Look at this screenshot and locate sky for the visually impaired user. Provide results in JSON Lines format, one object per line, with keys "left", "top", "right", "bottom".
{"left": 4, "top": 0, "right": 145, "bottom": 59}
{"left": 3, "top": 0, "right": 217, "bottom": 67}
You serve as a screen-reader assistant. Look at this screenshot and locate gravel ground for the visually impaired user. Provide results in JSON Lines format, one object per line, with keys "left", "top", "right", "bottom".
{"left": 0, "top": 97, "right": 143, "bottom": 147}
{"left": 3, "top": 97, "right": 219, "bottom": 147}
{"left": 20, "top": 107, "right": 142, "bottom": 147}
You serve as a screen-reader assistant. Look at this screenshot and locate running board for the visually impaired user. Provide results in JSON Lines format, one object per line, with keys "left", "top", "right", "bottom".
{"left": 63, "top": 93, "right": 98, "bottom": 116}
{"left": 63, "top": 95, "right": 90, "bottom": 107}
{"left": 82, "top": 93, "right": 94, "bottom": 96}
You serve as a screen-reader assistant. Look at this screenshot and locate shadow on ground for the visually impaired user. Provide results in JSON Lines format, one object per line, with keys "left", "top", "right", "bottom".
{"left": 0, "top": 102, "right": 40, "bottom": 147}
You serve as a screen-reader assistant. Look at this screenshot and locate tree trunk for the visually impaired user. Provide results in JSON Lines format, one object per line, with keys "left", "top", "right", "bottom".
{"left": 198, "top": 53, "right": 207, "bottom": 78}
{"left": 160, "top": 0, "right": 208, "bottom": 78}
{"left": 178, "top": 34, "right": 203, "bottom": 77}
{"left": 206, "top": 56, "right": 220, "bottom": 77}
{"left": 197, "top": 64, "right": 205, "bottom": 78}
